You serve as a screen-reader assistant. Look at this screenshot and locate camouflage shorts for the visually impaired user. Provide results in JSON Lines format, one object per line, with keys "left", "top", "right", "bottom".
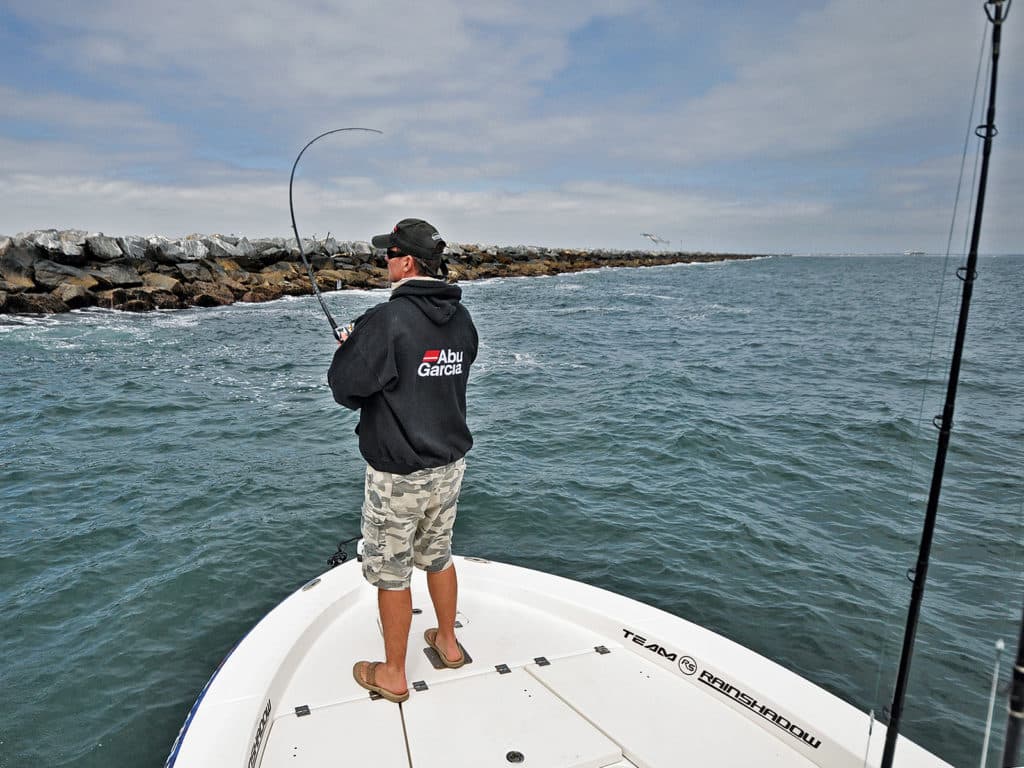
{"left": 360, "top": 458, "right": 466, "bottom": 590}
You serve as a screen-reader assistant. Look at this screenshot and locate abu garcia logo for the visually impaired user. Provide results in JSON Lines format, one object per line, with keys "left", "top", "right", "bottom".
{"left": 418, "top": 348, "right": 464, "bottom": 377}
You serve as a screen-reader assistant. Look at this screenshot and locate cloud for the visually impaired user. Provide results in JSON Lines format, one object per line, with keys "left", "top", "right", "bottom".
{"left": 608, "top": 0, "right": 993, "bottom": 166}
{"left": 7, "top": 158, "right": 1003, "bottom": 256}
{"left": 0, "top": 0, "right": 1020, "bottom": 252}
{"left": 0, "top": 85, "right": 182, "bottom": 147}
{"left": 7, "top": 1, "right": 638, "bottom": 106}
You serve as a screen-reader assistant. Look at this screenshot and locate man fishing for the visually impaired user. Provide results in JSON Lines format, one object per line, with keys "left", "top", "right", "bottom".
{"left": 328, "top": 218, "right": 478, "bottom": 702}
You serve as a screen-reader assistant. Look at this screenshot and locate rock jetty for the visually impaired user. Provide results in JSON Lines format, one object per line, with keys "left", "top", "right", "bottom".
{"left": 0, "top": 229, "right": 769, "bottom": 315}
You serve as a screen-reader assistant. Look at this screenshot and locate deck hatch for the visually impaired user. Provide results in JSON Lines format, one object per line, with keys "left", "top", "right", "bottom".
{"left": 260, "top": 697, "right": 407, "bottom": 767}
{"left": 402, "top": 666, "right": 621, "bottom": 768}
{"left": 527, "top": 650, "right": 820, "bottom": 768}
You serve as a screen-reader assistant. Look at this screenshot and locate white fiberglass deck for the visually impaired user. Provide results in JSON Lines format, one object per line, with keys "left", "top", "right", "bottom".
{"left": 167, "top": 556, "right": 952, "bottom": 768}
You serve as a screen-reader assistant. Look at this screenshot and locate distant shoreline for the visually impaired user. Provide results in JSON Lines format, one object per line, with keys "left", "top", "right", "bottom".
{"left": 0, "top": 229, "right": 777, "bottom": 316}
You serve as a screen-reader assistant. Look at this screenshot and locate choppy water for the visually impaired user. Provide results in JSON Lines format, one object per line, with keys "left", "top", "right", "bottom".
{"left": 1, "top": 255, "right": 1022, "bottom": 767}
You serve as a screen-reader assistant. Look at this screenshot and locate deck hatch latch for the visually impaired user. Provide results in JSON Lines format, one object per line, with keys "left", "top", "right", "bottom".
{"left": 295, "top": 705, "right": 311, "bottom": 717}
{"left": 534, "top": 656, "right": 550, "bottom": 666}
{"left": 495, "top": 664, "right": 511, "bottom": 674}
{"left": 595, "top": 645, "right": 610, "bottom": 655}
{"left": 413, "top": 680, "right": 429, "bottom": 692}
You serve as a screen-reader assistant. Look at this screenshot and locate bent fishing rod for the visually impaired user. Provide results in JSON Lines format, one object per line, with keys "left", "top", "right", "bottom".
{"left": 288, "top": 127, "right": 383, "bottom": 341}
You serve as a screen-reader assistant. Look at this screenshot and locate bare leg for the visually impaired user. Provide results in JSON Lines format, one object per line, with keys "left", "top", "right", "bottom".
{"left": 427, "top": 562, "right": 463, "bottom": 661}
{"left": 375, "top": 587, "right": 411, "bottom": 694}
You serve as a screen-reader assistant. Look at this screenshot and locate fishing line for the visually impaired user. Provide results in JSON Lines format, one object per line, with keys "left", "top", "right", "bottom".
{"left": 288, "top": 127, "right": 383, "bottom": 340}
{"left": 878, "top": 0, "right": 1009, "bottom": 761}
{"left": 866, "top": 5, "right": 994, "bottom": 751}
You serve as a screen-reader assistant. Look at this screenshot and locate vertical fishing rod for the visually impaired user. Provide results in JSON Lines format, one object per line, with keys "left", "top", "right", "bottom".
{"left": 288, "top": 127, "right": 383, "bottom": 341}
{"left": 1004, "top": 596, "right": 1024, "bottom": 767}
{"left": 880, "top": 2, "right": 1008, "bottom": 766}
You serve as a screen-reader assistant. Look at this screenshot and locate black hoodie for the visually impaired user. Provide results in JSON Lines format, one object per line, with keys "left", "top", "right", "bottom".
{"left": 327, "top": 279, "right": 478, "bottom": 474}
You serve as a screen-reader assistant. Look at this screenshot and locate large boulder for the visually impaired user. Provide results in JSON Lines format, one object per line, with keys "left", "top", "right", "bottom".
{"left": 85, "top": 235, "right": 124, "bottom": 261}
{"left": 26, "top": 230, "right": 57, "bottom": 246}
{"left": 33, "top": 230, "right": 88, "bottom": 267}
{"left": 143, "top": 287, "right": 184, "bottom": 310}
{"left": 0, "top": 245, "right": 37, "bottom": 290}
{"left": 201, "top": 259, "right": 227, "bottom": 278}
{"left": 147, "top": 237, "right": 185, "bottom": 265}
{"left": 257, "top": 269, "right": 289, "bottom": 287}
{"left": 70, "top": 273, "right": 100, "bottom": 290}
{"left": 96, "top": 288, "right": 125, "bottom": 307}
{"left": 32, "top": 259, "right": 93, "bottom": 290}
{"left": 120, "top": 299, "right": 154, "bottom": 312}
{"left": 179, "top": 238, "right": 209, "bottom": 261}
{"left": 6, "top": 292, "right": 70, "bottom": 314}
{"left": 142, "top": 272, "right": 182, "bottom": 294}
{"left": 93, "top": 263, "right": 143, "bottom": 287}
{"left": 508, "top": 260, "right": 557, "bottom": 277}
{"left": 240, "top": 284, "right": 285, "bottom": 303}
{"left": 204, "top": 236, "right": 243, "bottom": 260}
{"left": 283, "top": 237, "right": 320, "bottom": 261}
{"left": 250, "top": 238, "right": 286, "bottom": 254}
{"left": 281, "top": 275, "right": 313, "bottom": 296}
{"left": 177, "top": 262, "right": 213, "bottom": 283}
{"left": 118, "top": 236, "right": 148, "bottom": 261}
{"left": 219, "top": 277, "right": 249, "bottom": 299}
{"left": 321, "top": 267, "right": 386, "bottom": 290}
{"left": 52, "top": 283, "right": 95, "bottom": 309}
{"left": 99, "top": 286, "right": 161, "bottom": 312}
{"left": 211, "top": 258, "right": 253, "bottom": 284}
{"left": 234, "top": 237, "right": 255, "bottom": 259}
{"left": 181, "top": 281, "right": 234, "bottom": 307}
{"left": 254, "top": 250, "right": 289, "bottom": 270}
{"left": 240, "top": 239, "right": 288, "bottom": 270}
{"left": 262, "top": 262, "right": 299, "bottom": 276}
{"left": 503, "top": 246, "right": 530, "bottom": 262}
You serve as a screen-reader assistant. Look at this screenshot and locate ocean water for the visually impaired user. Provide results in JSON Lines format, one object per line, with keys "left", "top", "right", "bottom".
{"left": 1, "top": 254, "right": 1022, "bottom": 767}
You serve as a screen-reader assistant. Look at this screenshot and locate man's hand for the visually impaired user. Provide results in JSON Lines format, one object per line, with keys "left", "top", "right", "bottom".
{"left": 337, "top": 322, "right": 354, "bottom": 345}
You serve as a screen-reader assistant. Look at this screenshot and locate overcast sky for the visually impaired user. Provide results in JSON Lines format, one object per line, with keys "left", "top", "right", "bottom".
{"left": 1, "top": 1, "right": 1020, "bottom": 253}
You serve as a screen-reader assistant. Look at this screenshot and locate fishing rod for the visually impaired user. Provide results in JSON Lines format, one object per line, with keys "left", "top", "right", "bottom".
{"left": 880, "top": 2, "right": 1009, "bottom": 766}
{"left": 288, "top": 127, "right": 383, "bottom": 341}
{"left": 1005, "top": 597, "right": 1024, "bottom": 767}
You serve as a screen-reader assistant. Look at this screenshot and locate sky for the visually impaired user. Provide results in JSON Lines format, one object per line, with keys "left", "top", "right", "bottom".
{"left": 1, "top": 0, "right": 1021, "bottom": 254}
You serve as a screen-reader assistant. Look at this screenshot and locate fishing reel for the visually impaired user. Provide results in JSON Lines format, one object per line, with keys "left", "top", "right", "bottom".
{"left": 327, "top": 535, "right": 363, "bottom": 568}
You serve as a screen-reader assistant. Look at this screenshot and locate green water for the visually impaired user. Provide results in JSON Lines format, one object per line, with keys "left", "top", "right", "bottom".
{"left": 1, "top": 255, "right": 1022, "bottom": 766}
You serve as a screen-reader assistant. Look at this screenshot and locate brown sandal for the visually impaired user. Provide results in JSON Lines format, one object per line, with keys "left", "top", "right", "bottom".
{"left": 352, "top": 661, "right": 409, "bottom": 702}
{"left": 424, "top": 628, "right": 466, "bottom": 669}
